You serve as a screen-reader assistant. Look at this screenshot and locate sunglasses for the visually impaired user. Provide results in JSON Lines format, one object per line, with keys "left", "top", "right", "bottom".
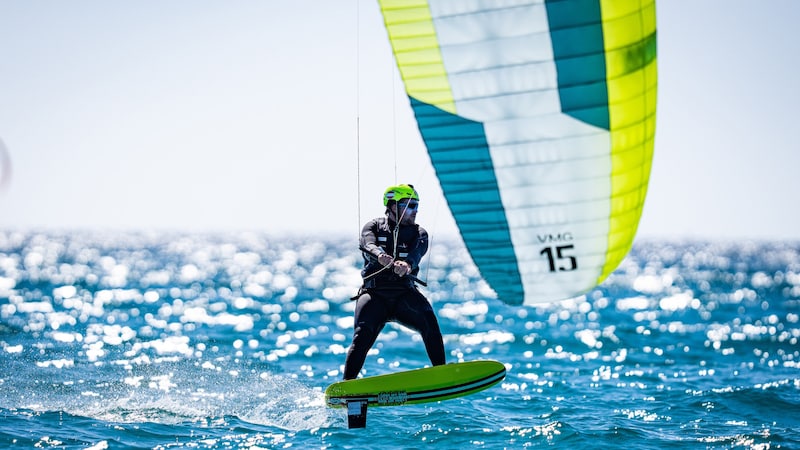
{"left": 397, "top": 200, "right": 419, "bottom": 210}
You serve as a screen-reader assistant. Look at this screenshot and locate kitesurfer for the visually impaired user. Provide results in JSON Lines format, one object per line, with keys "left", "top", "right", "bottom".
{"left": 342, "top": 184, "right": 446, "bottom": 380}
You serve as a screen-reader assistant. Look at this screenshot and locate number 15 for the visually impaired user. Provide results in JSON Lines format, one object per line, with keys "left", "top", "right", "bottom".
{"left": 540, "top": 245, "right": 578, "bottom": 272}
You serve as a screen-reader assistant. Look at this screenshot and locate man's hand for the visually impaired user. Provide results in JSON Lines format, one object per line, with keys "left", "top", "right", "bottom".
{"left": 376, "top": 252, "right": 410, "bottom": 276}
{"left": 392, "top": 260, "right": 411, "bottom": 276}
{"left": 377, "top": 253, "right": 394, "bottom": 266}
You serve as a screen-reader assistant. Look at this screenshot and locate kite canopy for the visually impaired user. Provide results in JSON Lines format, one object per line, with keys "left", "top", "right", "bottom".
{"left": 378, "top": 0, "right": 657, "bottom": 305}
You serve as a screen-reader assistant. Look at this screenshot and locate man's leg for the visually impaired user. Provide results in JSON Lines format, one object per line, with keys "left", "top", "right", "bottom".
{"left": 394, "top": 290, "right": 446, "bottom": 366}
{"left": 343, "top": 292, "right": 388, "bottom": 379}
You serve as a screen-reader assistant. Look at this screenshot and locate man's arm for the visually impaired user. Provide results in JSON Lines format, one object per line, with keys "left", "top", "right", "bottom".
{"left": 359, "top": 218, "right": 383, "bottom": 258}
{"left": 405, "top": 226, "right": 428, "bottom": 271}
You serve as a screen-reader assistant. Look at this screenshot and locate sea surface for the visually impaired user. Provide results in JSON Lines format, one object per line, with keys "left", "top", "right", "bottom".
{"left": 0, "top": 230, "right": 798, "bottom": 449}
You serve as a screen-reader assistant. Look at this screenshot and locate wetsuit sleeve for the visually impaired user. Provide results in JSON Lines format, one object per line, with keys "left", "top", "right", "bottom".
{"left": 406, "top": 226, "right": 428, "bottom": 271}
{"left": 360, "top": 218, "right": 384, "bottom": 258}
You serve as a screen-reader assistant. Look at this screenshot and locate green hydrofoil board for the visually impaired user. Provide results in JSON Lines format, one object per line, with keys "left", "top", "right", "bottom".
{"left": 325, "top": 360, "right": 506, "bottom": 423}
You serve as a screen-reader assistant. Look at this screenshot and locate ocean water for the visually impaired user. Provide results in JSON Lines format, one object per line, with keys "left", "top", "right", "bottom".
{"left": 0, "top": 230, "right": 798, "bottom": 449}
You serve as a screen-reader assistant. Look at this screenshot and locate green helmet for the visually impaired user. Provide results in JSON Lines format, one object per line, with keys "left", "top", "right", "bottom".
{"left": 383, "top": 184, "right": 419, "bottom": 206}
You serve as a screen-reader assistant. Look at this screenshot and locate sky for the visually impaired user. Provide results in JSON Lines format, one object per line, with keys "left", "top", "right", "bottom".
{"left": 1, "top": 1, "right": 798, "bottom": 241}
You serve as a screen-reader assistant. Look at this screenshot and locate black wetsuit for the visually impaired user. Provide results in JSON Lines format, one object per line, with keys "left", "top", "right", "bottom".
{"left": 343, "top": 216, "right": 446, "bottom": 380}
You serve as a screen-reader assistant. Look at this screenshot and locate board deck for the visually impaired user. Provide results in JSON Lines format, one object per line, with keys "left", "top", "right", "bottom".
{"left": 325, "top": 360, "right": 506, "bottom": 408}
